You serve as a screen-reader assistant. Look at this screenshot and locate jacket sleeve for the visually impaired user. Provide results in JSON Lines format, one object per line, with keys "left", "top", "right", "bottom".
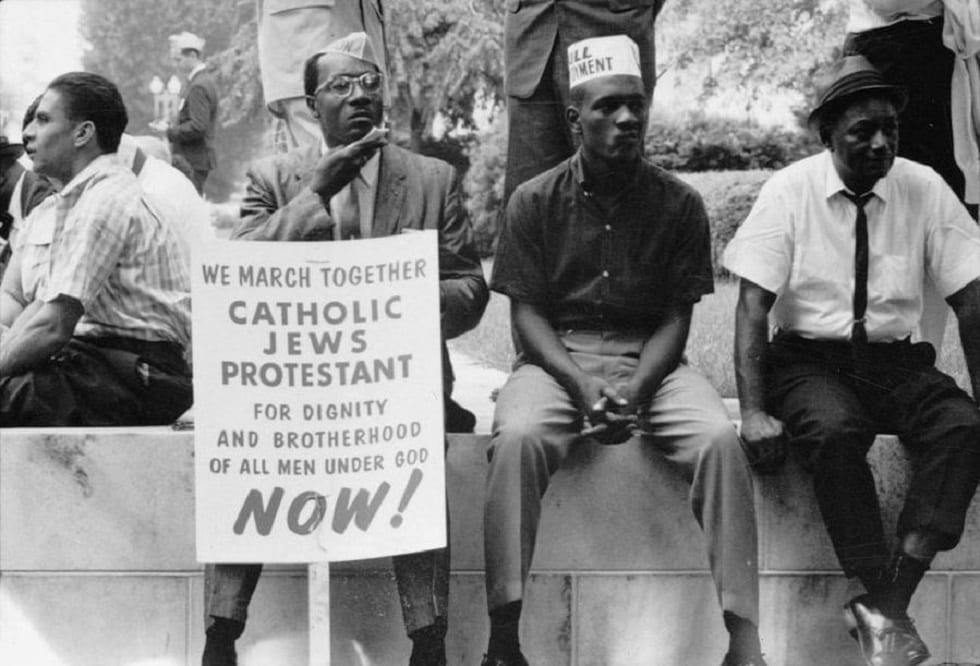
{"left": 437, "top": 167, "right": 489, "bottom": 340}
{"left": 167, "top": 82, "right": 213, "bottom": 145}
{"left": 232, "top": 158, "right": 335, "bottom": 241}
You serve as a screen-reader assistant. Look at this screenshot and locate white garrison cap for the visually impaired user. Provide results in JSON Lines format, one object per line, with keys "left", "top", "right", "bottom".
{"left": 315, "top": 31, "right": 381, "bottom": 69}
{"left": 169, "top": 31, "right": 206, "bottom": 53}
{"left": 567, "top": 35, "right": 642, "bottom": 89}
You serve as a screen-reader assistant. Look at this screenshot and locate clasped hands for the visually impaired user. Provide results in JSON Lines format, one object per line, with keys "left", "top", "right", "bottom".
{"left": 575, "top": 376, "right": 645, "bottom": 446}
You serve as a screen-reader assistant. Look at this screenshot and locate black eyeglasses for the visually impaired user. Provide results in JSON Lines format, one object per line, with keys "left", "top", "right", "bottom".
{"left": 313, "top": 72, "right": 384, "bottom": 98}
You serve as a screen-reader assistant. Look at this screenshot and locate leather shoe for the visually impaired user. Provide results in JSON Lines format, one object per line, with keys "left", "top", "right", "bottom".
{"left": 481, "top": 650, "right": 529, "bottom": 666}
{"left": 843, "top": 594, "right": 930, "bottom": 666}
{"left": 721, "top": 652, "right": 768, "bottom": 666}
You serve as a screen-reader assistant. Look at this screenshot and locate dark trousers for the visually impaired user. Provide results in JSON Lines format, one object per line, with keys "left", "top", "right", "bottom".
{"left": 504, "top": 55, "right": 577, "bottom": 208}
{"left": 206, "top": 546, "right": 449, "bottom": 635}
{"left": 0, "top": 336, "right": 192, "bottom": 427}
{"left": 844, "top": 17, "right": 965, "bottom": 202}
{"left": 765, "top": 334, "right": 980, "bottom": 577}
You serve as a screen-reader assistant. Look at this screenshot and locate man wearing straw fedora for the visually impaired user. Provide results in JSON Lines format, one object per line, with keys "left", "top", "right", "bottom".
{"left": 726, "top": 55, "right": 980, "bottom": 666}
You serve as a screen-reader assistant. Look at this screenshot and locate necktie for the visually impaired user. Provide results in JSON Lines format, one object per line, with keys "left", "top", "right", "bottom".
{"left": 337, "top": 177, "right": 363, "bottom": 240}
{"left": 842, "top": 191, "right": 874, "bottom": 345}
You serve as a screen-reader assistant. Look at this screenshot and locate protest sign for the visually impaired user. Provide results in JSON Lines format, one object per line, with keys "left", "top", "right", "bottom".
{"left": 192, "top": 232, "right": 445, "bottom": 563}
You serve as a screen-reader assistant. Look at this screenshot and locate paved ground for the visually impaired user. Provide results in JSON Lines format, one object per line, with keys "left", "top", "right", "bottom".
{"left": 447, "top": 347, "right": 508, "bottom": 435}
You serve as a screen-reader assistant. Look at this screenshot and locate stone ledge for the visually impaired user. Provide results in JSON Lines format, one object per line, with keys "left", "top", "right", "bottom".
{"left": 3, "top": 427, "right": 980, "bottom": 665}
{"left": 2, "top": 428, "right": 979, "bottom": 573}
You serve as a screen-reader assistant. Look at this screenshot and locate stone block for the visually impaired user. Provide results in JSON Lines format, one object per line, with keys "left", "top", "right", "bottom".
{"left": 759, "top": 573, "right": 947, "bottom": 666}
{"left": 446, "top": 436, "right": 489, "bottom": 570}
{"left": 576, "top": 573, "right": 727, "bottom": 666}
{"left": 951, "top": 575, "right": 980, "bottom": 663}
{"left": 0, "top": 574, "right": 190, "bottom": 666}
{"left": 0, "top": 428, "right": 197, "bottom": 571}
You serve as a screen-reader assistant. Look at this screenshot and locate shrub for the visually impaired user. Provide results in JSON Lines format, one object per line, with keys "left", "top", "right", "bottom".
{"left": 462, "top": 113, "right": 507, "bottom": 257}
{"left": 677, "top": 170, "right": 771, "bottom": 279}
{"left": 645, "top": 113, "right": 821, "bottom": 172}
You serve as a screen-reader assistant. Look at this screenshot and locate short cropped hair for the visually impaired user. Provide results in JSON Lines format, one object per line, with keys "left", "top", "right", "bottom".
{"left": 22, "top": 94, "right": 43, "bottom": 131}
{"left": 47, "top": 72, "right": 128, "bottom": 153}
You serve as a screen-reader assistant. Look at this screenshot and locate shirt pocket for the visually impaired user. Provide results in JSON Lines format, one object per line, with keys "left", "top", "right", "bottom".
{"left": 869, "top": 254, "right": 917, "bottom": 303}
{"left": 266, "top": 0, "right": 334, "bottom": 16}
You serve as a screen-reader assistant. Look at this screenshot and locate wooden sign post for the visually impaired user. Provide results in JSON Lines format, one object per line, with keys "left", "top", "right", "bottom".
{"left": 309, "top": 561, "right": 331, "bottom": 666}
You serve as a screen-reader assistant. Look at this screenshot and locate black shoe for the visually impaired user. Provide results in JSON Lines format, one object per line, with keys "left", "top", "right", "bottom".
{"left": 721, "top": 652, "right": 768, "bottom": 666}
{"left": 481, "top": 650, "right": 529, "bottom": 666}
{"left": 843, "top": 594, "right": 930, "bottom": 666}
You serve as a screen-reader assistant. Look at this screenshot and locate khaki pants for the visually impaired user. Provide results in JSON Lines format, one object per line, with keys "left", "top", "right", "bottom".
{"left": 484, "top": 330, "right": 760, "bottom": 623}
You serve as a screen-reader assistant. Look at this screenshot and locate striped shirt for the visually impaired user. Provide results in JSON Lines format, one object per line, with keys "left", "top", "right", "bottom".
{"left": 29, "top": 154, "right": 190, "bottom": 347}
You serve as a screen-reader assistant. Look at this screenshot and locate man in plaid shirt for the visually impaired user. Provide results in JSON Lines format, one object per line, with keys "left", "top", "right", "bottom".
{"left": 0, "top": 72, "right": 192, "bottom": 426}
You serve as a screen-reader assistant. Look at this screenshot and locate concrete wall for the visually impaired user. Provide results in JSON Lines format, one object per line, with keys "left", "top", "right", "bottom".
{"left": 1, "top": 428, "right": 978, "bottom": 666}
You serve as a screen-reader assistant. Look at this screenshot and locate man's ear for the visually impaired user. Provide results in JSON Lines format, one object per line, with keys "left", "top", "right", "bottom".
{"left": 566, "top": 106, "right": 581, "bottom": 136}
{"left": 306, "top": 96, "right": 319, "bottom": 117}
{"left": 74, "top": 120, "right": 96, "bottom": 149}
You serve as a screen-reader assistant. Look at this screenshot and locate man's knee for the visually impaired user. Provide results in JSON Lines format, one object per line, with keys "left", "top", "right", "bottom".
{"left": 489, "top": 412, "right": 557, "bottom": 468}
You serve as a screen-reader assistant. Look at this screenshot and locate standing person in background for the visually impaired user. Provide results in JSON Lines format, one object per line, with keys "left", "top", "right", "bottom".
{"left": 843, "top": 0, "right": 980, "bottom": 349}
{"left": 502, "top": 0, "right": 667, "bottom": 205}
{"left": 151, "top": 31, "right": 219, "bottom": 196}
{"left": 256, "top": 0, "right": 389, "bottom": 152}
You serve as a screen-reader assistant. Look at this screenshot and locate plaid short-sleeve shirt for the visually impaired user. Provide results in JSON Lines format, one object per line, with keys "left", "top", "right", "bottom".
{"left": 33, "top": 155, "right": 191, "bottom": 347}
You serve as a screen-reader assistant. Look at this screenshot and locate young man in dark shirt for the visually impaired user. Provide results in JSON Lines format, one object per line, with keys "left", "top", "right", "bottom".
{"left": 482, "top": 34, "right": 765, "bottom": 666}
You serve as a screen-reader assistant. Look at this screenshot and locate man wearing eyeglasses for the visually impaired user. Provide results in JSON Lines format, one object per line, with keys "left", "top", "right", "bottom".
{"left": 202, "top": 32, "right": 488, "bottom": 666}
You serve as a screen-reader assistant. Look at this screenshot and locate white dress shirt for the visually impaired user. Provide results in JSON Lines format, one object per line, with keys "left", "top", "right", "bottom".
{"left": 723, "top": 151, "right": 980, "bottom": 342}
{"left": 847, "top": 0, "right": 944, "bottom": 33}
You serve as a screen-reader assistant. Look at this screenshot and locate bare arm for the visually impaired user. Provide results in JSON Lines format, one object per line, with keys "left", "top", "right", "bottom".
{"left": 0, "top": 296, "right": 82, "bottom": 377}
{"left": 0, "top": 249, "right": 27, "bottom": 328}
{"left": 734, "top": 277, "right": 787, "bottom": 471}
{"left": 615, "top": 302, "right": 691, "bottom": 412}
{"left": 947, "top": 278, "right": 980, "bottom": 405}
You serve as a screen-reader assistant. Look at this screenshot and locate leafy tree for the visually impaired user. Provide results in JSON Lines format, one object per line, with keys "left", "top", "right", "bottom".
{"left": 385, "top": 0, "right": 505, "bottom": 149}
{"left": 79, "top": 0, "right": 265, "bottom": 199}
{"left": 657, "top": 0, "right": 848, "bottom": 120}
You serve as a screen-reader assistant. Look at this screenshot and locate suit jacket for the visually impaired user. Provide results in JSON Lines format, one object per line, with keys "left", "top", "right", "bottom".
{"left": 504, "top": 0, "right": 667, "bottom": 98}
{"left": 167, "top": 68, "right": 219, "bottom": 172}
{"left": 232, "top": 142, "right": 489, "bottom": 388}
{"left": 256, "top": 0, "right": 389, "bottom": 109}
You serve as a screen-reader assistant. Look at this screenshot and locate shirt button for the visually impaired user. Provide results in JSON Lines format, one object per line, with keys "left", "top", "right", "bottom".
{"left": 602, "top": 270, "right": 610, "bottom": 278}
{"left": 604, "top": 224, "right": 611, "bottom": 231}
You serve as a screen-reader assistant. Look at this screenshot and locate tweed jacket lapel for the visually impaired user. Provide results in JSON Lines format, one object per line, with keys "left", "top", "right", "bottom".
{"left": 371, "top": 144, "right": 408, "bottom": 239}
